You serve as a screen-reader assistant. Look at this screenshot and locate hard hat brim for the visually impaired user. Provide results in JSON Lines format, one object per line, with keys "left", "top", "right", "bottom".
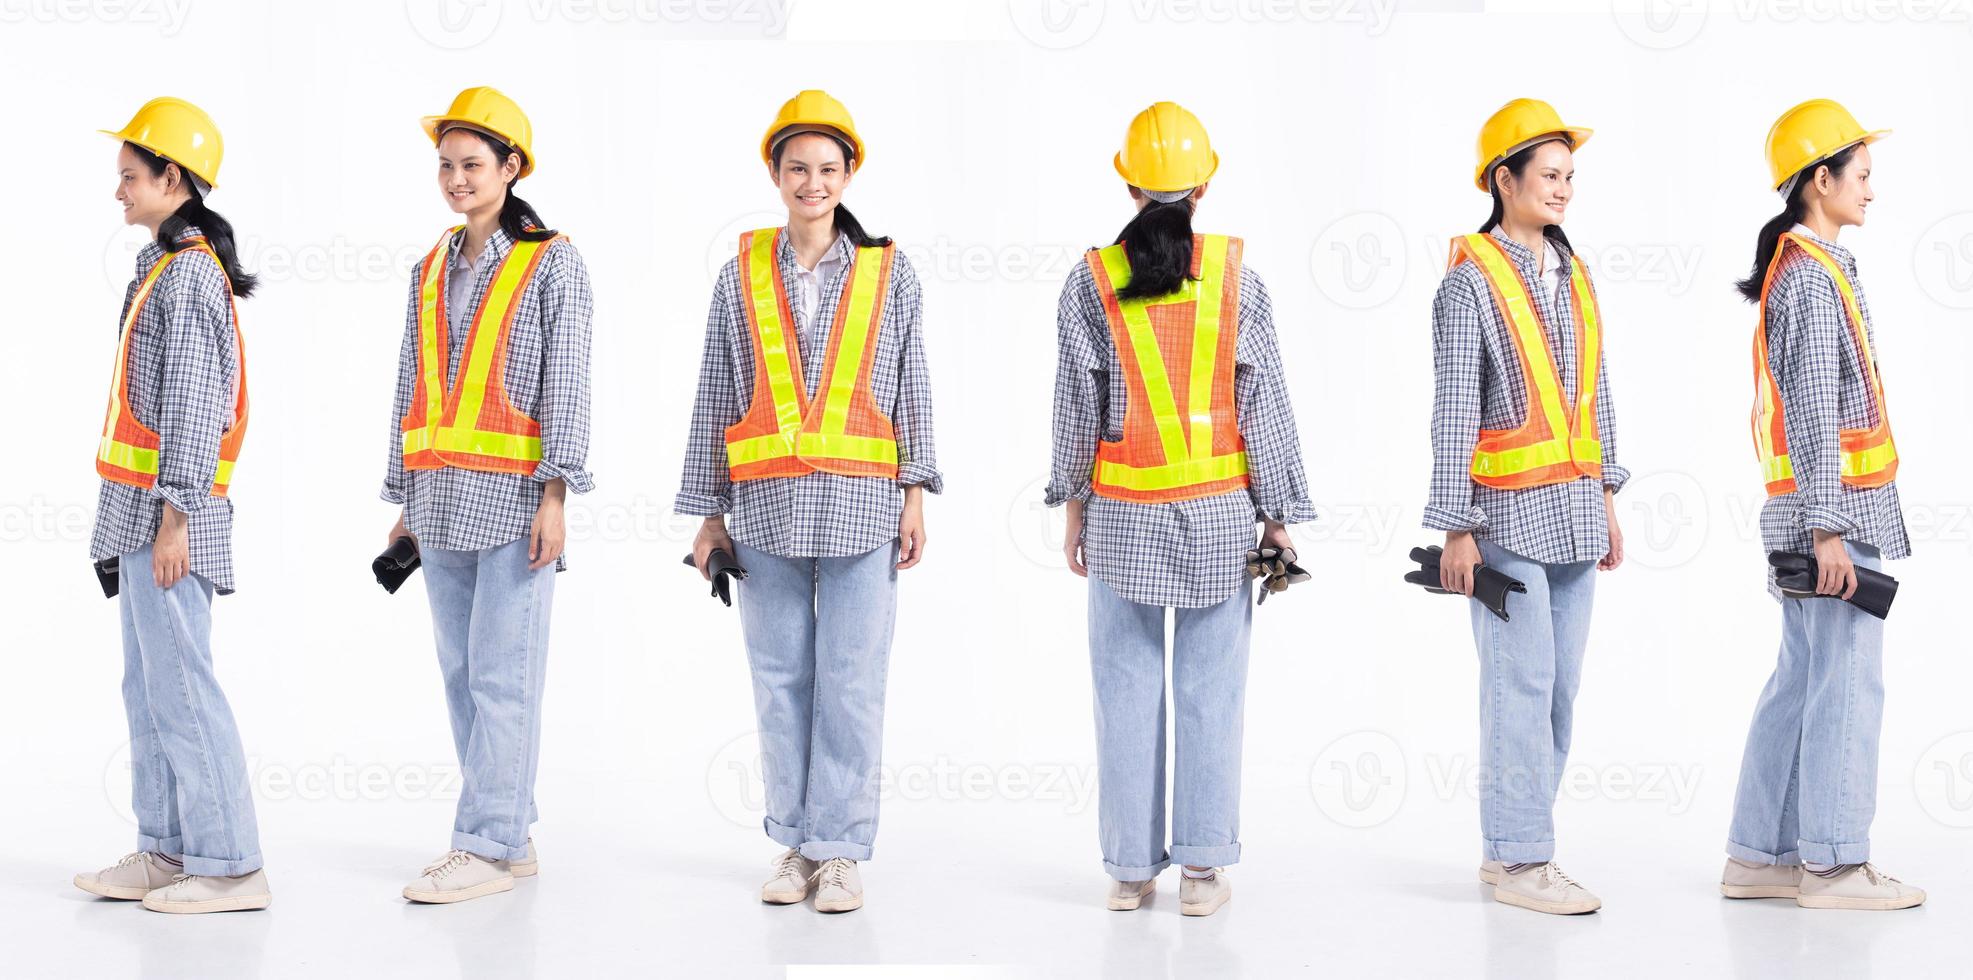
{"left": 760, "top": 123, "right": 867, "bottom": 168}
{"left": 423, "top": 115, "right": 535, "bottom": 178}
{"left": 1473, "top": 126, "right": 1592, "bottom": 192}
{"left": 1113, "top": 149, "right": 1220, "bottom": 193}
{"left": 1770, "top": 129, "right": 1890, "bottom": 191}
{"left": 101, "top": 128, "right": 221, "bottom": 191}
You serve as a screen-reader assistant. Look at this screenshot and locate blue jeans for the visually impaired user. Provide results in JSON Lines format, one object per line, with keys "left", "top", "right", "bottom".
{"left": 421, "top": 537, "right": 555, "bottom": 861}
{"left": 1470, "top": 539, "right": 1597, "bottom": 864}
{"left": 117, "top": 546, "right": 262, "bottom": 876}
{"left": 734, "top": 541, "right": 899, "bottom": 862}
{"left": 1727, "top": 541, "right": 1885, "bottom": 867}
{"left": 1087, "top": 577, "right": 1252, "bottom": 881}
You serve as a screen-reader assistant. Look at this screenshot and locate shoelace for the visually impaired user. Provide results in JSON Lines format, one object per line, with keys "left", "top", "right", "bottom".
{"left": 811, "top": 858, "right": 853, "bottom": 890}
{"left": 1860, "top": 863, "right": 1900, "bottom": 886}
{"left": 421, "top": 850, "right": 473, "bottom": 879}
{"left": 114, "top": 851, "right": 149, "bottom": 869}
{"left": 771, "top": 849, "right": 808, "bottom": 881}
{"left": 1542, "top": 862, "right": 1583, "bottom": 891}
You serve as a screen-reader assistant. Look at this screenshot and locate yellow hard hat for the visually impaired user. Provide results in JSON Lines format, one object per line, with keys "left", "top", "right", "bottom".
{"left": 1114, "top": 101, "right": 1218, "bottom": 193}
{"left": 1765, "top": 99, "right": 1888, "bottom": 192}
{"left": 1473, "top": 98, "right": 1592, "bottom": 192}
{"left": 761, "top": 90, "right": 866, "bottom": 168}
{"left": 101, "top": 97, "right": 225, "bottom": 190}
{"left": 423, "top": 86, "right": 536, "bottom": 178}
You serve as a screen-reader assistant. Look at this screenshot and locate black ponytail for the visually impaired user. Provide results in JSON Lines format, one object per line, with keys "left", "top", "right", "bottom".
{"left": 127, "top": 141, "right": 258, "bottom": 299}
{"left": 768, "top": 134, "right": 890, "bottom": 247}
{"left": 464, "top": 131, "right": 555, "bottom": 243}
{"left": 1112, "top": 195, "right": 1196, "bottom": 301}
{"left": 1734, "top": 144, "right": 1859, "bottom": 303}
{"left": 1480, "top": 138, "right": 1574, "bottom": 255}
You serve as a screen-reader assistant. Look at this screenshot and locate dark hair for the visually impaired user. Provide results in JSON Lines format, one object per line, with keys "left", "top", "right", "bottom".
{"left": 459, "top": 130, "right": 556, "bottom": 243}
{"left": 1111, "top": 194, "right": 1196, "bottom": 301}
{"left": 769, "top": 133, "right": 891, "bottom": 247}
{"left": 1480, "top": 137, "right": 1575, "bottom": 255}
{"left": 126, "top": 141, "right": 258, "bottom": 299}
{"left": 1734, "top": 144, "right": 1860, "bottom": 303}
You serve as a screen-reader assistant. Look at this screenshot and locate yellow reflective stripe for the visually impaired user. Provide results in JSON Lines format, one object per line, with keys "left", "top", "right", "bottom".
{"left": 1187, "top": 235, "right": 1229, "bottom": 461}
{"left": 818, "top": 246, "right": 886, "bottom": 437}
{"left": 402, "top": 427, "right": 433, "bottom": 454}
{"left": 1099, "top": 244, "right": 1191, "bottom": 466}
{"left": 431, "top": 427, "right": 541, "bottom": 461}
{"left": 412, "top": 228, "right": 457, "bottom": 449}
{"left": 102, "top": 246, "right": 190, "bottom": 442}
{"left": 1571, "top": 437, "right": 1602, "bottom": 462}
{"left": 1568, "top": 257, "right": 1599, "bottom": 442}
{"left": 1094, "top": 452, "right": 1249, "bottom": 492}
{"left": 1464, "top": 235, "right": 1572, "bottom": 450}
{"left": 1765, "top": 453, "right": 1795, "bottom": 483}
{"left": 726, "top": 430, "right": 798, "bottom": 467}
{"left": 746, "top": 229, "right": 807, "bottom": 442}
{"left": 450, "top": 237, "right": 545, "bottom": 446}
{"left": 795, "top": 431, "right": 898, "bottom": 464}
{"left": 214, "top": 458, "right": 234, "bottom": 486}
{"left": 1471, "top": 438, "right": 1571, "bottom": 478}
{"left": 1843, "top": 438, "right": 1897, "bottom": 478}
{"left": 98, "top": 437, "right": 159, "bottom": 474}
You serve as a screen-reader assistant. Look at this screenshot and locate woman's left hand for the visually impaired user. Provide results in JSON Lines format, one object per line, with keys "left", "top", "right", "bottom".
{"left": 529, "top": 479, "right": 567, "bottom": 570}
{"left": 1598, "top": 486, "right": 1624, "bottom": 571}
{"left": 897, "top": 485, "right": 928, "bottom": 570}
{"left": 1260, "top": 518, "right": 1294, "bottom": 555}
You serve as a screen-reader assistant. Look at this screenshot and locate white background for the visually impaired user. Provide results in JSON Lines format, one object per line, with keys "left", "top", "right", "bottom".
{"left": 3, "top": 1, "right": 1971, "bottom": 977}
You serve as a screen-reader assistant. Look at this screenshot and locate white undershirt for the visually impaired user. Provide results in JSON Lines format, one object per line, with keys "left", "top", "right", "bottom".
{"left": 791, "top": 232, "right": 848, "bottom": 330}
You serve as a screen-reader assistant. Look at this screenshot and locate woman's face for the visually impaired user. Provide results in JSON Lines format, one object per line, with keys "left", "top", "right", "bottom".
{"left": 437, "top": 128, "right": 519, "bottom": 216}
{"left": 771, "top": 133, "right": 852, "bottom": 221}
{"left": 114, "top": 142, "right": 185, "bottom": 228}
{"left": 1495, "top": 138, "right": 1575, "bottom": 228}
{"left": 1816, "top": 143, "right": 1875, "bottom": 227}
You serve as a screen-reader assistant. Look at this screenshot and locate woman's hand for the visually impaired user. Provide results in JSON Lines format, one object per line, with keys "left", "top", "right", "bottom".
{"left": 896, "top": 485, "right": 928, "bottom": 570}
{"left": 692, "top": 516, "right": 736, "bottom": 581}
{"left": 1598, "top": 486, "right": 1625, "bottom": 571}
{"left": 387, "top": 511, "right": 417, "bottom": 553}
{"left": 153, "top": 505, "right": 190, "bottom": 589}
{"left": 1812, "top": 528, "right": 1857, "bottom": 599}
{"left": 1259, "top": 518, "right": 1294, "bottom": 555}
{"left": 528, "top": 479, "right": 567, "bottom": 571}
{"left": 1439, "top": 530, "right": 1481, "bottom": 597}
{"left": 1063, "top": 498, "right": 1088, "bottom": 577}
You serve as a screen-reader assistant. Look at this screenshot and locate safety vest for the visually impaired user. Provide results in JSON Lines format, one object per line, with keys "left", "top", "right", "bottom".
{"left": 724, "top": 227, "right": 900, "bottom": 481}
{"left": 96, "top": 238, "right": 249, "bottom": 497}
{"left": 400, "top": 226, "right": 561, "bottom": 475}
{"left": 1086, "top": 233, "right": 1250, "bottom": 504}
{"left": 1447, "top": 233, "right": 1603, "bottom": 490}
{"left": 1751, "top": 232, "right": 1898, "bottom": 496}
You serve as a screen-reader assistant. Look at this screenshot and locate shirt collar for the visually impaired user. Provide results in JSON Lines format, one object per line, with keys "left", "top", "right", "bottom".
{"left": 777, "top": 228, "right": 852, "bottom": 274}
{"left": 134, "top": 223, "right": 207, "bottom": 272}
{"left": 448, "top": 224, "right": 515, "bottom": 271}
{"left": 1788, "top": 222, "right": 1854, "bottom": 266}
{"left": 1485, "top": 227, "right": 1570, "bottom": 274}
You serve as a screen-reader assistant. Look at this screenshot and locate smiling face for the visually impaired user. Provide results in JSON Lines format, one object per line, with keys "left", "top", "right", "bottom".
{"left": 1494, "top": 138, "right": 1575, "bottom": 228}
{"left": 115, "top": 142, "right": 188, "bottom": 228}
{"left": 770, "top": 132, "right": 853, "bottom": 221}
{"left": 436, "top": 127, "right": 521, "bottom": 216}
{"left": 1813, "top": 143, "right": 1874, "bottom": 227}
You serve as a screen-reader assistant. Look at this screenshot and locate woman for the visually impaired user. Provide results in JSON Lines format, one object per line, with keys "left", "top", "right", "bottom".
{"left": 1720, "top": 99, "right": 1923, "bottom": 911}
{"left": 1425, "top": 99, "right": 1627, "bottom": 915}
{"left": 384, "top": 86, "right": 595, "bottom": 904}
{"left": 676, "top": 89, "right": 939, "bottom": 915}
{"left": 1046, "top": 101, "right": 1314, "bottom": 917}
{"left": 73, "top": 97, "right": 270, "bottom": 914}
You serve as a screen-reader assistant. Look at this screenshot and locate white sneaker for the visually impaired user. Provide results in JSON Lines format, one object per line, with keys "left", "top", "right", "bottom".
{"left": 401, "top": 850, "right": 514, "bottom": 904}
{"left": 1107, "top": 878, "right": 1155, "bottom": 911}
{"left": 761, "top": 848, "right": 818, "bottom": 905}
{"left": 1493, "top": 862, "right": 1600, "bottom": 915}
{"left": 140, "top": 870, "right": 272, "bottom": 914}
{"left": 1478, "top": 860, "right": 1503, "bottom": 885}
{"left": 74, "top": 851, "right": 181, "bottom": 900}
{"left": 1796, "top": 863, "right": 1925, "bottom": 910}
{"left": 810, "top": 858, "right": 863, "bottom": 913}
{"left": 509, "top": 839, "right": 538, "bottom": 878}
{"left": 1720, "top": 858, "right": 1801, "bottom": 899}
{"left": 1179, "top": 870, "right": 1230, "bottom": 917}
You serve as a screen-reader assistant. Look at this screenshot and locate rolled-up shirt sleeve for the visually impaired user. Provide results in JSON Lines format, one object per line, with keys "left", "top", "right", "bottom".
{"left": 1044, "top": 263, "right": 1103, "bottom": 508}
{"left": 1424, "top": 271, "right": 1489, "bottom": 532}
{"left": 675, "top": 264, "right": 741, "bottom": 516}
{"left": 888, "top": 256, "right": 943, "bottom": 493}
{"left": 150, "top": 253, "right": 232, "bottom": 515}
{"left": 1234, "top": 271, "right": 1316, "bottom": 525}
{"left": 527, "top": 240, "right": 595, "bottom": 494}
{"left": 382, "top": 270, "right": 418, "bottom": 505}
{"left": 1775, "top": 264, "right": 1859, "bottom": 536}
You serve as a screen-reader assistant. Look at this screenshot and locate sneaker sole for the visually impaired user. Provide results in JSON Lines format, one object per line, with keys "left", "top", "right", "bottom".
{"left": 509, "top": 861, "right": 537, "bottom": 879}
{"left": 1797, "top": 893, "right": 1925, "bottom": 910}
{"left": 1492, "top": 888, "right": 1600, "bottom": 915}
{"left": 814, "top": 895, "right": 864, "bottom": 913}
{"left": 73, "top": 875, "right": 151, "bottom": 901}
{"left": 1107, "top": 882, "right": 1155, "bottom": 911}
{"left": 141, "top": 893, "right": 272, "bottom": 914}
{"left": 403, "top": 876, "right": 515, "bottom": 904}
{"left": 1478, "top": 867, "right": 1500, "bottom": 886}
{"left": 761, "top": 886, "right": 810, "bottom": 905}
{"left": 1180, "top": 892, "right": 1229, "bottom": 917}
{"left": 1721, "top": 883, "right": 1799, "bottom": 899}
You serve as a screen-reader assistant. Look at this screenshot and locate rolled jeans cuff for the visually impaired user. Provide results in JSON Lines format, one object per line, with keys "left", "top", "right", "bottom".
{"left": 1170, "top": 842, "right": 1241, "bottom": 869}
{"left": 1726, "top": 839, "right": 1801, "bottom": 866}
{"left": 136, "top": 832, "right": 184, "bottom": 859}
{"left": 452, "top": 829, "right": 528, "bottom": 862}
{"left": 180, "top": 850, "right": 263, "bottom": 877}
{"left": 1103, "top": 855, "right": 1171, "bottom": 882}
{"left": 763, "top": 815, "right": 805, "bottom": 851}
{"left": 799, "top": 839, "right": 874, "bottom": 862}
{"left": 1484, "top": 837, "right": 1556, "bottom": 864}
{"left": 1796, "top": 838, "right": 1870, "bottom": 866}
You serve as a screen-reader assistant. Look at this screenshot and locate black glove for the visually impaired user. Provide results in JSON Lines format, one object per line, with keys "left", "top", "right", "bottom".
{"left": 1768, "top": 551, "right": 1898, "bottom": 620}
{"left": 1245, "top": 546, "right": 1311, "bottom": 605}
{"left": 682, "top": 549, "right": 749, "bottom": 607}
{"left": 94, "top": 557, "right": 120, "bottom": 599}
{"left": 1404, "top": 545, "right": 1527, "bottom": 622}
{"left": 373, "top": 536, "right": 422, "bottom": 594}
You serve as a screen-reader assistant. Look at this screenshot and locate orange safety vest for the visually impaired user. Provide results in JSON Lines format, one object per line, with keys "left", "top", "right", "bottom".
{"left": 96, "top": 238, "right": 249, "bottom": 497}
{"left": 725, "top": 227, "right": 900, "bottom": 481}
{"left": 1751, "top": 232, "right": 1898, "bottom": 496}
{"left": 1447, "top": 233, "right": 1603, "bottom": 490}
{"left": 1086, "top": 233, "right": 1250, "bottom": 504}
{"left": 400, "top": 226, "right": 561, "bottom": 475}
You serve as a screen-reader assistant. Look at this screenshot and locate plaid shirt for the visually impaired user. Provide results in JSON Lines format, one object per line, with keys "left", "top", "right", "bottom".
{"left": 90, "top": 225, "right": 241, "bottom": 594}
{"left": 1756, "top": 226, "right": 1910, "bottom": 598}
{"left": 1045, "top": 249, "right": 1317, "bottom": 609}
{"left": 674, "top": 230, "right": 943, "bottom": 558}
{"left": 382, "top": 226, "right": 595, "bottom": 568}
{"left": 1424, "top": 230, "right": 1630, "bottom": 566}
